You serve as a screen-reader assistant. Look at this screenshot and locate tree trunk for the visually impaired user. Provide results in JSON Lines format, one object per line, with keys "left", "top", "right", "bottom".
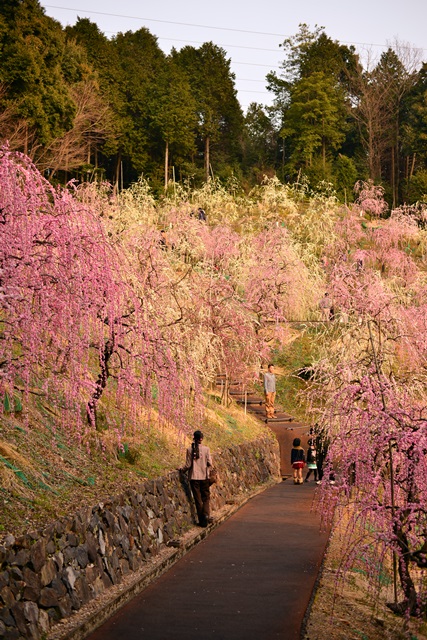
{"left": 86, "top": 338, "right": 114, "bottom": 429}
{"left": 205, "top": 136, "right": 210, "bottom": 182}
{"left": 87, "top": 140, "right": 91, "bottom": 182}
{"left": 391, "top": 146, "right": 396, "bottom": 209}
{"left": 164, "top": 140, "right": 169, "bottom": 192}
{"left": 114, "top": 151, "right": 121, "bottom": 195}
{"left": 395, "top": 117, "right": 400, "bottom": 207}
{"left": 388, "top": 521, "right": 419, "bottom": 616}
{"left": 410, "top": 153, "right": 416, "bottom": 180}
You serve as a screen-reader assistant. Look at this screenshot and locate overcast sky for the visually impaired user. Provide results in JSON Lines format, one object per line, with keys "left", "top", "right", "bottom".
{"left": 40, "top": 0, "right": 427, "bottom": 112}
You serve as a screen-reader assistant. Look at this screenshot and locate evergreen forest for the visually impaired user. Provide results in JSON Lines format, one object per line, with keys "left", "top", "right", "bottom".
{"left": 1, "top": 0, "right": 427, "bottom": 205}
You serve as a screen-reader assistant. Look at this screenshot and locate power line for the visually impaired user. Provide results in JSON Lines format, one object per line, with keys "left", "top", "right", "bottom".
{"left": 156, "top": 36, "right": 281, "bottom": 53}
{"left": 42, "top": 3, "right": 424, "bottom": 111}
{"left": 50, "top": 12, "right": 277, "bottom": 104}
{"left": 238, "top": 79, "right": 269, "bottom": 83}
{"left": 43, "top": 4, "right": 426, "bottom": 51}
{"left": 44, "top": 4, "right": 290, "bottom": 37}
{"left": 232, "top": 61, "right": 279, "bottom": 68}
{"left": 99, "top": 32, "right": 281, "bottom": 68}
{"left": 77, "top": 26, "right": 282, "bottom": 69}
{"left": 238, "top": 89, "right": 270, "bottom": 94}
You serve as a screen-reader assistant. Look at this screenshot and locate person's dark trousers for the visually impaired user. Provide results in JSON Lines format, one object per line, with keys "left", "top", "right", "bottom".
{"left": 190, "top": 479, "right": 210, "bottom": 526}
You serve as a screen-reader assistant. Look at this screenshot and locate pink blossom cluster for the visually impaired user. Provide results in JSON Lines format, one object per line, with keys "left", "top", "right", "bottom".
{"left": 354, "top": 179, "right": 388, "bottom": 218}
{"left": 1, "top": 150, "right": 315, "bottom": 442}
{"left": 0, "top": 149, "right": 187, "bottom": 439}
{"left": 313, "top": 204, "right": 427, "bottom": 614}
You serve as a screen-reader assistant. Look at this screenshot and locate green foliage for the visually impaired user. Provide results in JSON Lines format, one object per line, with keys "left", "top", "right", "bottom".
{"left": 1, "top": 9, "right": 427, "bottom": 201}
{"left": 112, "top": 28, "right": 166, "bottom": 176}
{"left": 401, "top": 63, "right": 427, "bottom": 167}
{"left": 271, "top": 23, "right": 356, "bottom": 87}
{"left": 276, "top": 332, "right": 316, "bottom": 373}
{"left": 225, "top": 415, "right": 239, "bottom": 432}
{"left": 273, "top": 332, "right": 320, "bottom": 419}
{"left": 404, "top": 169, "right": 427, "bottom": 203}
{"left": 0, "top": 454, "right": 30, "bottom": 486}
{"left": 3, "top": 393, "right": 22, "bottom": 413}
{"left": 3, "top": 393, "right": 11, "bottom": 413}
{"left": 0, "top": 0, "right": 80, "bottom": 144}
{"left": 172, "top": 42, "right": 244, "bottom": 180}
{"left": 148, "top": 59, "right": 197, "bottom": 186}
{"left": 118, "top": 443, "right": 139, "bottom": 465}
{"left": 281, "top": 71, "right": 348, "bottom": 175}
{"left": 333, "top": 155, "right": 358, "bottom": 202}
{"left": 243, "top": 103, "right": 279, "bottom": 176}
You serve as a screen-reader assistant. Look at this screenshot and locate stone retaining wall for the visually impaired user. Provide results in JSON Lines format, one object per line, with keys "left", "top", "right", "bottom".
{"left": 0, "top": 435, "right": 280, "bottom": 639}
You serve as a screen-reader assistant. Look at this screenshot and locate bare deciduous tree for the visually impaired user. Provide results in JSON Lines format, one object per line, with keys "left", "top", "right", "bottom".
{"left": 348, "top": 43, "right": 421, "bottom": 204}
{"left": 33, "top": 80, "right": 116, "bottom": 177}
{"left": 0, "top": 81, "right": 116, "bottom": 179}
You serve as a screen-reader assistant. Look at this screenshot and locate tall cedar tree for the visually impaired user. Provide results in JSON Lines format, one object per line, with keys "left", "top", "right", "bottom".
{"left": 400, "top": 62, "right": 427, "bottom": 200}
{"left": 0, "top": 2, "right": 113, "bottom": 174}
{"left": 147, "top": 60, "right": 197, "bottom": 189}
{"left": 172, "top": 42, "right": 244, "bottom": 182}
{"left": 111, "top": 29, "right": 166, "bottom": 186}
{"left": 243, "top": 103, "right": 280, "bottom": 181}
{"left": 267, "top": 24, "right": 358, "bottom": 183}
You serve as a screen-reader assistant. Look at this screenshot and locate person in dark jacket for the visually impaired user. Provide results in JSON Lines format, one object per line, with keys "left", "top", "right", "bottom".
{"left": 291, "top": 437, "right": 305, "bottom": 484}
{"left": 305, "top": 441, "right": 318, "bottom": 483}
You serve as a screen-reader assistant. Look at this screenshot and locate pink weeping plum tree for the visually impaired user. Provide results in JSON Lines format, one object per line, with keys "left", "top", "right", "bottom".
{"left": 313, "top": 213, "right": 427, "bottom": 616}
{"left": 0, "top": 148, "right": 189, "bottom": 439}
{"left": 316, "top": 359, "right": 427, "bottom": 616}
{"left": 354, "top": 179, "right": 389, "bottom": 218}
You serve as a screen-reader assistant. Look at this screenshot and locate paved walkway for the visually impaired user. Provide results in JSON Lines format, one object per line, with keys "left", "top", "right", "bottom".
{"left": 84, "top": 382, "right": 328, "bottom": 640}
{"left": 86, "top": 481, "right": 329, "bottom": 640}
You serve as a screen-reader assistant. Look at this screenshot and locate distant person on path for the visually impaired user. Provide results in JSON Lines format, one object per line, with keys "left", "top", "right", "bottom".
{"left": 197, "top": 207, "right": 207, "bottom": 221}
{"left": 319, "top": 292, "right": 332, "bottom": 321}
{"left": 315, "top": 425, "right": 330, "bottom": 483}
{"left": 291, "top": 437, "right": 305, "bottom": 484}
{"left": 182, "top": 430, "right": 213, "bottom": 527}
{"left": 263, "top": 363, "right": 276, "bottom": 420}
{"left": 305, "top": 440, "right": 318, "bottom": 483}
{"left": 159, "top": 229, "right": 169, "bottom": 250}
